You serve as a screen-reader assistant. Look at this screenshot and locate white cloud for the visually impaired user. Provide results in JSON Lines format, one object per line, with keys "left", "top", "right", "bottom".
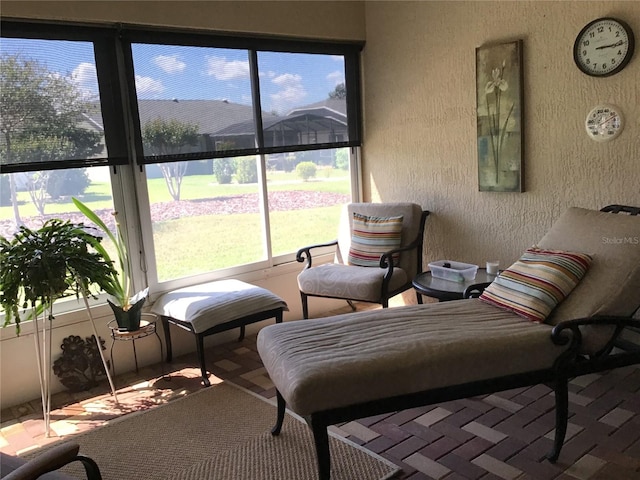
{"left": 326, "top": 70, "right": 344, "bottom": 85}
{"left": 270, "top": 73, "right": 307, "bottom": 114}
{"left": 153, "top": 54, "right": 186, "bottom": 74}
{"left": 206, "top": 56, "right": 250, "bottom": 80}
{"left": 71, "top": 62, "right": 99, "bottom": 99}
{"left": 135, "top": 75, "right": 165, "bottom": 96}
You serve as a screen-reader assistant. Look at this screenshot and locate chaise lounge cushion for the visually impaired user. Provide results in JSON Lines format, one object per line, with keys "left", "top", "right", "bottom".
{"left": 257, "top": 300, "right": 567, "bottom": 416}
{"left": 537, "top": 207, "right": 640, "bottom": 322}
{"left": 536, "top": 208, "right": 640, "bottom": 352}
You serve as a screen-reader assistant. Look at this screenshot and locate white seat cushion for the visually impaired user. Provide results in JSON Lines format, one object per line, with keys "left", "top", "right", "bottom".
{"left": 151, "top": 279, "right": 288, "bottom": 334}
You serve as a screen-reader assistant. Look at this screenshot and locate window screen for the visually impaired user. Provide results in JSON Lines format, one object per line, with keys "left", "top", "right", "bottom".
{"left": 131, "top": 44, "right": 257, "bottom": 163}
{"left": 257, "top": 51, "right": 349, "bottom": 150}
{"left": 0, "top": 37, "right": 110, "bottom": 173}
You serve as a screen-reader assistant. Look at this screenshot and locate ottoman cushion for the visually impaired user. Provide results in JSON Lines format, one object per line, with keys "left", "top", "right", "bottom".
{"left": 151, "top": 279, "right": 288, "bottom": 334}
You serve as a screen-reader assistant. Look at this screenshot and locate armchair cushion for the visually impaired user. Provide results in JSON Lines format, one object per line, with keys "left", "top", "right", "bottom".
{"left": 479, "top": 247, "right": 592, "bottom": 322}
{"left": 297, "top": 263, "right": 408, "bottom": 302}
{"left": 347, "top": 213, "right": 403, "bottom": 267}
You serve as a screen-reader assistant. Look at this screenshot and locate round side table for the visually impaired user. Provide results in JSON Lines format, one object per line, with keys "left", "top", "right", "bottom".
{"left": 108, "top": 313, "right": 164, "bottom": 379}
{"left": 413, "top": 268, "right": 499, "bottom": 302}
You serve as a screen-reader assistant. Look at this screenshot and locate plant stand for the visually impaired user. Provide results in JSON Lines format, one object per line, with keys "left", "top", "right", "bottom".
{"left": 32, "top": 295, "right": 119, "bottom": 438}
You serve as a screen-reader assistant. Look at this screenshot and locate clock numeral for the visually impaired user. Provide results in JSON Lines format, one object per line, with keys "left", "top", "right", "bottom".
{"left": 597, "top": 26, "right": 604, "bottom": 33}
{"left": 602, "top": 63, "right": 607, "bottom": 69}
{"left": 583, "top": 40, "right": 590, "bottom": 46}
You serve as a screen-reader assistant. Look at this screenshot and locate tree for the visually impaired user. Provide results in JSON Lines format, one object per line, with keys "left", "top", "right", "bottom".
{"left": 141, "top": 118, "right": 199, "bottom": 201}
{"left": 0, "top": 54, "right": 102, "bottom": 221}
{"left": 328, "top": 83, "right": 347, "bottom": 100}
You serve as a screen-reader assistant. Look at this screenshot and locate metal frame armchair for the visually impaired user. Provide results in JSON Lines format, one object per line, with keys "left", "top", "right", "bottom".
{"left": 1, "top": 442, "right": 101, "bottom": 480}
{"left": 296, "top": 202, "right": 429, "bottom": 319}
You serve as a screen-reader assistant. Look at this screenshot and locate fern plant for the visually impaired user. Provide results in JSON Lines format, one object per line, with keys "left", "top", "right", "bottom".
{"left": 0, "top": 219, "right": 118, "bottom": 333}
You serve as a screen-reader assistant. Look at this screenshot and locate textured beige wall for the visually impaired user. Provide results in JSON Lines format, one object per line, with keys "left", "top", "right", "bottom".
{"left": 1, "top": 1, "right": 366, "bottom": 40}
{"left": 362, "top": 1, "right": 640, "bottom": 268}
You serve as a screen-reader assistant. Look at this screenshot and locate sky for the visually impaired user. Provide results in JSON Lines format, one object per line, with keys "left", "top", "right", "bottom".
{"left": 1, "top": 38, "right": 345, "bottom": 114}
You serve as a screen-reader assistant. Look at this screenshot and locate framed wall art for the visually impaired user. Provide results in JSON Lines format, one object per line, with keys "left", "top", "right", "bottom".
{"left": 476, "top": 39, "right": 524, "bottom": 192}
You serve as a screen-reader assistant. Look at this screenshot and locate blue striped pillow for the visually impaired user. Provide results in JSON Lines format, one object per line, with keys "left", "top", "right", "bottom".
{"left": 479, "top": 247, "right": 592, "bottom": 322}
{"left": 347, "top": 213, "right": 403, "bottom": 267}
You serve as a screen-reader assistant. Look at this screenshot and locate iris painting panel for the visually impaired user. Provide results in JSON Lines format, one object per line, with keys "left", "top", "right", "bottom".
{"left": 476, "top": 40, "right": 524, "bottom": 192}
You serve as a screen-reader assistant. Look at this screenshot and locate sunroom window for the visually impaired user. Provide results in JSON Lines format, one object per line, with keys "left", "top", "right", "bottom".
{"left": 125, "top": 33, "right": 362, "bottom": 286}
{"left": 1, "top": 20, "right": 363, "bottom": 300}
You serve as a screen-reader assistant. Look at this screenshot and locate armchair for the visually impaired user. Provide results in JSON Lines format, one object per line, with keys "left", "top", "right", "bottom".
{"left": 1, "top": 442, "right": 101, "bottom": 480}
{"left": 296, "top": 202, "right": 429, "bottom": 319}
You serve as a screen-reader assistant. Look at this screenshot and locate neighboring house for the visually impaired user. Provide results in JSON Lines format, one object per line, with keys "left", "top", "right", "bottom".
{"left": 83, "top": 97, "right": 347, "bottom": 158}
{"left": 215, "top": 98, "right": 348, "bottom": 149}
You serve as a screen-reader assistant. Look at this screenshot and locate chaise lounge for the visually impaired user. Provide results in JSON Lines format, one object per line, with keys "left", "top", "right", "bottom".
{"left": 257, "top": 204, "right": 640, "bottom": 479}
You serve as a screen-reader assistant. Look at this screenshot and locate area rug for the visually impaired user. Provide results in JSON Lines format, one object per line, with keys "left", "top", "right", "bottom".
{"left": 42, "top": 382, "right": 401, "bottom": 480}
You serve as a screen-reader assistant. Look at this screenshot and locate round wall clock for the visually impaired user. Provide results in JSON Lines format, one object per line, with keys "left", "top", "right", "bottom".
{"left": 573, "top": 17, "right": 635, "bottom": 77}
{"left": 585, "top": 104, "right": 624, "bottom": 142}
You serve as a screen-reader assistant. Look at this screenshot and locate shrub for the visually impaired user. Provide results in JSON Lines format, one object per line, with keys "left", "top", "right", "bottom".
{"left": 47, "top": 168, "right": 90, "bottom": 199}
{"left": 296, "top": 161, "right": 317, "bottom": 182}
{"left": 235, "top": 157, "right": 258, "bottom": 184}
{"left": 213, "top": 158, "right": 236, "bottom": 184}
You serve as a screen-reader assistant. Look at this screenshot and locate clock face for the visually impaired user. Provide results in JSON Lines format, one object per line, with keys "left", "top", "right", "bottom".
{"left": 585, "top": 105, "right": 624, "bottom": 142}
{"left": 573, "top": 18, "right": 635, "bottom": 77}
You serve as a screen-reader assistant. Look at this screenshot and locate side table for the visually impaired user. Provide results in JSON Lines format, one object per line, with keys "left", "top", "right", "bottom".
{"left": 108, "top": 313, "right": 164, "bottom": 379}
{"left": 413, "top": 268, "right": 498, "bottom": 302}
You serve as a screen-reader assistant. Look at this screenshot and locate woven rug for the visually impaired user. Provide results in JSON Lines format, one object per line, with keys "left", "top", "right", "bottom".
{"left": 42, "top": 382, "right": 401, "bottom": 480}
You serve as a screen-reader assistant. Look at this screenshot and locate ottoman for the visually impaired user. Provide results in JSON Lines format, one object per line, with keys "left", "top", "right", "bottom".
{"left": 152, "top": 279, "right": 288, "bottom": 386}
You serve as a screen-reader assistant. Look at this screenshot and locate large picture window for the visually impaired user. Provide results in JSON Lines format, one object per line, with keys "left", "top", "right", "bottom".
{"left": 1, "top": 20, "right": 363, "bottom": 296}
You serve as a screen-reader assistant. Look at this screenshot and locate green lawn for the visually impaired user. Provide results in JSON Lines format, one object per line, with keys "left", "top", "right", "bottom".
{"left": 2, "top": 170, "right": 349, "bottom": 282}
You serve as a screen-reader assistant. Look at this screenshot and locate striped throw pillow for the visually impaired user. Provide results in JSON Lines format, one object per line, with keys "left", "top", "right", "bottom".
{"left": 347, "top": 213, "right": 403, "bottom": 267}
{"left": 479, "top": 247, "right": 593, "bottom": 322}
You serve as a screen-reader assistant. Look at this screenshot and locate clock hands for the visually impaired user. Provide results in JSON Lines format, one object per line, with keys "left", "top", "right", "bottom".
{"left": 596, "top": 40, "right": 625, "bottom": 50}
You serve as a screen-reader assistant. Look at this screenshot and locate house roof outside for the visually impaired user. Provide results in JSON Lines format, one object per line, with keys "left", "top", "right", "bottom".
{"left": 84, "top": 97, "right": 347, "bottom": 138}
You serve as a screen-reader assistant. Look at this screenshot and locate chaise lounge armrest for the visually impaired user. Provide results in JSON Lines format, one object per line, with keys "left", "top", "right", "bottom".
{"left": 551, "top": 315, "right": 640, "bottom": 361}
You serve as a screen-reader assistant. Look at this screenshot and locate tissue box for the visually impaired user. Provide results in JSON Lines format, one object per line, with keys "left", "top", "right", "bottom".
{"left": 428, "top": 260, "right": 478, "bottom": 282}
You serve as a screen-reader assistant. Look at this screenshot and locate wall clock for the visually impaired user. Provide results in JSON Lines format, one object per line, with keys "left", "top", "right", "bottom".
{"left": 585, "top": 104, "right": 624, "bottom": 142}
{"left": 573, "top": 17, "right": 635, "bottom": 77}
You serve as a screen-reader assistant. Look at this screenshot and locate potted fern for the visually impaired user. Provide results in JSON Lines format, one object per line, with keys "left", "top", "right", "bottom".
{"left": 73, "top": 197, "right": 148, "bottom": 331}
{"left": 0, "top": 219, "right": 120, "bottom": 435}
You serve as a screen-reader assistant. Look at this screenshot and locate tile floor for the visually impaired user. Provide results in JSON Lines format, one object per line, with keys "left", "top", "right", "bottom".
{"left": 2, "top": 304, "right": 640, "bottom": 479}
